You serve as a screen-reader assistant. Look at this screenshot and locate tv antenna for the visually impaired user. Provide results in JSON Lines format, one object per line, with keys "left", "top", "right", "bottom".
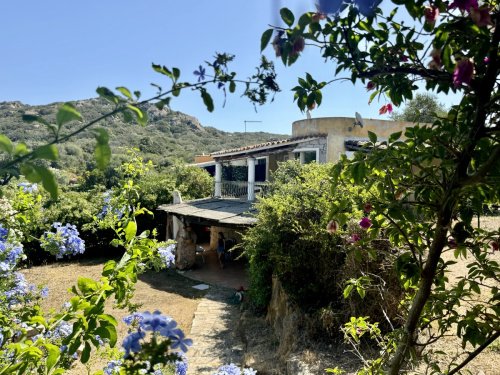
{"left": 244, "top": 120, "right": 262, "bottom": 133}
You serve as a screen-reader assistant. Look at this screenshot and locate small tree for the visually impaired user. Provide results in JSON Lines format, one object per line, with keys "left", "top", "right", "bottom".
{"left": 391, "top": 93, "right": 447, "bottom": 123}
{"left": 260, "top": 1, "right": 500, "bottom": 373}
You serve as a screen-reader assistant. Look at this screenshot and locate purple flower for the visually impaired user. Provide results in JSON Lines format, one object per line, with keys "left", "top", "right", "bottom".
{"left": 449, "top": 0, "right": 478, "bottom": 12}
{"left": 359, "top": 217, "right": 372, "bottom": 229}
{"left": 453, "top": 59, "right": 474, "bottom": 88}
{"left": 193, "top": 65, "right": 206, "bottom": 82}
{"left": 348, "top": 233, "right": 361, "bottom": 243}
{"left": 17, "top": 182, "right": 38, "bottom": 193}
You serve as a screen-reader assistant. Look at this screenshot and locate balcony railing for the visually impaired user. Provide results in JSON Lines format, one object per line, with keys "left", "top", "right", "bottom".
{"left": 214, "top": 181, "right": 270, "bottom": 200}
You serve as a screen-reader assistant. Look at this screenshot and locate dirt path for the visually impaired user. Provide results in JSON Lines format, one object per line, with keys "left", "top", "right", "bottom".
{"left": 22, "top": 258, "right": 205, "bottom": 374}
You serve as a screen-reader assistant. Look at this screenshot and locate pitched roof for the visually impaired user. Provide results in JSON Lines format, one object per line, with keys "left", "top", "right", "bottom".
{"left": 211, "top": 134, "right": 327, "bottom": 158}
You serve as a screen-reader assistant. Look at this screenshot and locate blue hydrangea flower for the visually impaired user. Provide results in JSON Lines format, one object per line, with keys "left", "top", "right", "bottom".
{"left": 49, "top": 321, "right": 73, "bottom": 339}
{"left": 0, "top": 224, "right": 8, "bottom": 241}
{"left": 175, "top": 353, "right": 188, "bottom": 375}
{"left": 158, "top": 244, "right": 176, "bottom": 268}
{"left": 40, "top": 286, "right": 49, "bottom": 298}
{"left": 213, "top": 363, "right": 241, "bottom": 375}
{"left": 212, "top": 364, "right": 256, "bottom": 375}
{"left": 103, "top": 360, "right": 122, "bottom": 375}
{"left": 42, "top": 223, "right": 85, "bottom": 259}
{"left": 17, "top": 182, "right": 38, "bottom": 193}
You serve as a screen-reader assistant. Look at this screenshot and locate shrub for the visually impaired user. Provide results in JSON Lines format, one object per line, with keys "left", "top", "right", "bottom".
{"left": 243, "top": 161, "right": 402, "bottom": 334}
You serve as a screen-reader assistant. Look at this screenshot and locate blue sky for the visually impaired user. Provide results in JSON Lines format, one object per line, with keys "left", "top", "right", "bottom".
{"left": 1, "top": 1, "right": 460, "bottom": 135}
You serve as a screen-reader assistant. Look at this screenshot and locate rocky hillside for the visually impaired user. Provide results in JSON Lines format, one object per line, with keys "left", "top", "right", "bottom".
{"left": 0, "top": 99, "right": 286, "bottom": 172}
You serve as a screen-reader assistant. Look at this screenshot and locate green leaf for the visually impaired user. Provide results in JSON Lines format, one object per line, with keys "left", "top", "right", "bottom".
{"left": 343, "top": 284, "right": 354, "bottom": 299}
{"left": 81, "top": 342, "right": 91, "bottom": 364}
{"left": 261, "top": 29, "right": 274, "bottom": 52}
{"left": 124, "top": 221, "right": 137, "bottom": 242}
{"left": 96, "top": 87, "right": 119, "bottom": 104}
{"left": 45, "top": 343, "right": 60, "bottom": 372}
{"left": 14, "top": 142, "right": 29, "bottom": 156}
{"left": 116, "top": 86, "right": 133, "bottom": 99}
{"left": 56, "top": 103, "right": 82, "bottom": 128}
{"left": 152, "top": 64, "right": 173, "bottom": 78}
{"left": 34, "top": 144, "right": 59, "bottom": 161}
{"left": 201, "top": 90, "right": 214, "bottom": 112}
{"left": 368, "top": 131, "right": 377, "bottom": 143}
{"left": 0, "top": 134, "right": 13, "bottom": 154}
{"left": 229, "top": 81, "right": 236, "bottom": 93}
{"left": 126, "top": 104, "right": 148, "bottom": 126}
{"left": 280, "top": 8, "right": 294, "bottom": 27}
{"left": 77, "top": 277, "right": 99, "bottom": 294}
{"left": 357, "top": 286, "right": 366, "bottom": 299}
{"left": 172, "top": 67, "right": 180, "bottom": 80}
{"left": 389, "top": 131, "right": 402, "bottom": 143}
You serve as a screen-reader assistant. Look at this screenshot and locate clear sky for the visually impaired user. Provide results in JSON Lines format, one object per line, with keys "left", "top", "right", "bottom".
{"left": 1, "top": 1, "right": 460, "bottom": 135}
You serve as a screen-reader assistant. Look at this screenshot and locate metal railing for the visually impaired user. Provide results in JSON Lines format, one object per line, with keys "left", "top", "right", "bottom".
{"left": 213, "top": 181, "right": 271, "bottom": 200}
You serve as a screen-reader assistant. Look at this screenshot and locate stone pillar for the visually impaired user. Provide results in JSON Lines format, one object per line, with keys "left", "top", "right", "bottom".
{"left": 171, "top": 190, "right": 183, "bottom": 240}
{"left": 215, "top": 161, "right": 222, "bottom": 198}
{"left": 299, "top": 151, "right": 305, "bottom": 164}
{"left": 175, "top": 225, "right": 197, "bottom": 270}
{"left": 247, "top": 157, "right": 256, "bottom": 201}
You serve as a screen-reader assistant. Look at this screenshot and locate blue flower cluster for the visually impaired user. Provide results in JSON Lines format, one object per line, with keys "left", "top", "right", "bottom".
{"left": 158, "top": 244, "right": 175, "bottom": 268}
{"left": 175, "top": 353, "right": 188, "bottom": 375}
{"left": 213, "top": 364, "right": 257, "bottom": 375}
{"left": 103, "top": 359, "right": 123, "bottom": 375}
{"left": 98, "top": 191, "right": 127, "bottom": 220}
{"left": 0, "top": 224, "right": 24, "bottom": 275}
{"left": 122, "top": 310, "right": 193, "bottom": 356}
{"left": 42, "top": 222, "right": 85, "bottom": 259}
{"left": 17, "top": 182, "right": 38, "bottom": 193}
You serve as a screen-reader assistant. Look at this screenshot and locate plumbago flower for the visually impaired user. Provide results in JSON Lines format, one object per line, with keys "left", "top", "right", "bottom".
{"left": 213, "top": 363, "right": 257, "bottom": 375}
{"left": 158, "top": 244, "right": 176, "bottom": 268}
{"left": 40, "top": 222, "right": 85, "bottom": 259}
{"left": 107, "top": 310, "right": 192, "bottom": 374}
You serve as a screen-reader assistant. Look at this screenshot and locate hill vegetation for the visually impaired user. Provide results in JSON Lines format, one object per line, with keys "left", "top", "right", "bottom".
{"left": 0, "top": 98, "right": 286, "bottom": 173}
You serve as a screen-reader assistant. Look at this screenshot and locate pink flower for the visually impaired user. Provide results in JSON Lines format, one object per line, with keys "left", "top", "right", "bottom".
{"left": 470, "top": 6, "right": 493, "bottom": 27}
{"left": 424, "top": 6, "right": 440, "bottom": 27}
{"left": 292, "top": 37, "right": 305, "bottom": 55}
{"left": 363, "top": 203, "right": 373, "bottom": 213}
{"left": 326, "top": 220, "right": 338, "bottom": 234}
{"left": 359, "top": 217, "right": 372, "bottom": 229}
{"left": 348, "top": 233, "right": 361, "bottom": 243}
{"left": 400, "top": 55, "right": 409, "bottom": 62}
{"left": 453, "top": 59, "right": 474, "bottom": 88}
{"left": 380, "top": 104, "right": 393, "bottom": 114}
{"left": 484, "top": 57, "right": 490, "bottom": 64}
{"left": 366, "top": 81, "right": 376, "bottom": 91}
{"left": 449, "top": 0, "right": 478, "bottom": 12}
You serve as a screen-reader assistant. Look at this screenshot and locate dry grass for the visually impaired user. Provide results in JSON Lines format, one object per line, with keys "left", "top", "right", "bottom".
{"left": 22, "top": 257, "right": 206, "bottom": 374}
